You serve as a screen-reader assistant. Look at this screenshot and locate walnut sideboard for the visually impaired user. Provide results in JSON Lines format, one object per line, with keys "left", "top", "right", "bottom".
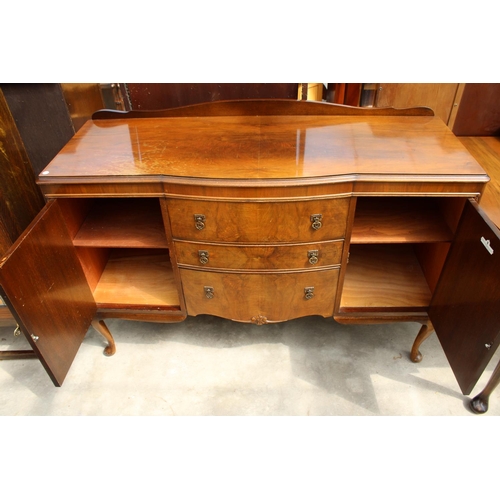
{"left": 1, "top": 100, "right": 499, "bottom": 409}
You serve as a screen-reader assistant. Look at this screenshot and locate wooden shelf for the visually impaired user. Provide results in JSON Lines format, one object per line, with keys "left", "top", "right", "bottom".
{"left": 340, "top": 244, "right": 431, "bottom": 312}
{"left": 73, "top": 199, "right": 168, "bottom": 248}
{"left": 351, "top": 198, "right": 454, "bottom": 244}
{"left": 93, "top": 250, "right": 180, "bottom": 309}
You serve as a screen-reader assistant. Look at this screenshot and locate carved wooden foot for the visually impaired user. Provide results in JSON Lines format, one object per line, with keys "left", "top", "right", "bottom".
{"left": 91, "top": 319, "right": 116, "bottom": 356}
{"left": 470, "top": 357, "right": 500, "bottom": 414}
{"left": 410, "top": 321, "right": 434, "bottom": 363}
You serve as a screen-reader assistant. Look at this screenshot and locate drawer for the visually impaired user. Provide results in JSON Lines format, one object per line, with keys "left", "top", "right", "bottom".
{"left": 167, "top": 198, "right": 349, "bottom": 243}
{"left": 180, "top": 268, "right": 339, "bottom": 323}
{"left": 175, "top": 240, "right": 343, "bottom": 270}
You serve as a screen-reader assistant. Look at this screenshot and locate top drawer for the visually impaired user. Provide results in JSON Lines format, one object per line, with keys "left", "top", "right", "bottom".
{"left": 167, "top": 198, "right": 350, "bottom": 243}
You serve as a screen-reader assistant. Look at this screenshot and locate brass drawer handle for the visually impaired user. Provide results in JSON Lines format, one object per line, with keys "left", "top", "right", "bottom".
{"left": 310, "top": 214, "right": 322, "bottom": 230}
{"left": 204, "top": 286, "right": 214, "bottom": 299}
{"left": 198, "top": 250, "right": 209, "bottom": 265}
{"left": 308, "top": 250, "right": 319, "bottom": 265}
{"left": 194, "top": 214, "right": 206, "bottom": 230}
{"left": 304, "top": 287, "right": 314, "bottom": 300}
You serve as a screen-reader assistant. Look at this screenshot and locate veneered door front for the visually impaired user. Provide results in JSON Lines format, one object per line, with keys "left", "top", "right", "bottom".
{"left": 0, "top": 200, "right": 96, "bottom": 386}
{"left": 429, "top": 200, "right": 500, "bottom": 395}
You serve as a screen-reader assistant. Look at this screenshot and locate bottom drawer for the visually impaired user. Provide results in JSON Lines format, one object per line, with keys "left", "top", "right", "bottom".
{"left": 180, "top": 268, "right": 339, "bottom": 324}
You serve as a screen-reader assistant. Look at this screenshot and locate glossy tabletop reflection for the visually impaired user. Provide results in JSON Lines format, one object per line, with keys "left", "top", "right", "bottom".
{"left": 40, "top": 115, "right": 486, "bottom": 181}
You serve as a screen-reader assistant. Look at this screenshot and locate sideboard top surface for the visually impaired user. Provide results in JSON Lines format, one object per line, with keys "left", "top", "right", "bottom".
{"left": 38, "top": 114, "right": 487, "bottom": 185}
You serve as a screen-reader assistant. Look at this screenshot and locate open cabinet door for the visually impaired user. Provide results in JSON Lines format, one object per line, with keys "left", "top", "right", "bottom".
{"left": 0, "top": 200, "right": 96, "bottom": 386}
{"left": 429, "top": 200, "right": 500, "bottom": 395}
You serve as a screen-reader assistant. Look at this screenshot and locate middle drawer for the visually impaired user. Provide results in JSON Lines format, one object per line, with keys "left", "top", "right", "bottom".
{"left": 174, "top": 240, "right": 343, "bottom": 270}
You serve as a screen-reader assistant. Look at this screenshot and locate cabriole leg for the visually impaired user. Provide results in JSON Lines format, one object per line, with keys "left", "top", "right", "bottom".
{"left": 91, "top": 319, "right": 116, "bottom": 356}
{"left": 470, "top": 358, "right": 500, "bottom": 414}
{"left": 410, "top": 321, "right": 434, "bottom": 363}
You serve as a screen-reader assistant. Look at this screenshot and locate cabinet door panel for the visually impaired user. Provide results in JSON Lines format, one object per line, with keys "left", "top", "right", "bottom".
{"left": 0, "top": 200, "right": 96, "bottom": 386}
{"left": 429, "top": 200, "right": 500, "bottom": 395}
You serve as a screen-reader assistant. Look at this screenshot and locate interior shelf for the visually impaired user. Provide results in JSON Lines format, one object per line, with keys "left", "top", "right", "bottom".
{"left": 340, "top": 244, "right": 431, "bottom": 312}
{"left": 351, "top": 198, "right": 454, "bottom": 244}
{"left": 93, "top": 249, "right": 180, "bottom": 309}
{"left": 73, "top": 199, "right": 169, "bottom": 248}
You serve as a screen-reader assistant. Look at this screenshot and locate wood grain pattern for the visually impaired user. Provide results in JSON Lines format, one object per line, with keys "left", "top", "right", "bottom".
{"left": 38, "top": 101, "right": 487, "bottom": 187}
{"left": 351, "top": 198, "right": 454, "bottom": 243}
{"left": 167, "top": 198, "right": 349, "bottom": 243}
{"left": 340, "top": 244, "right": 431, "bottom": 311}
{"left": 459, "top": 136, "right": 500, "bottom": 229}
{"left": 93, "top": 99, "right": 434, "bottom": 119}
{"left": 93, "top": 249, "right": 180, "bottom": 309}
{"left": 180, "top": 268, "right": 339, "bottom": 322}
{"left": 0, "top": 200, "right": 96, "bottom": 386}
{"left": 175, "top": 240, "right": 343, "bottom": 270}
{"left": 73, "top": 198, "right": 168, "bottom": 248}
{"left": 430, "top": 200, "right": 500, "bottom": 395}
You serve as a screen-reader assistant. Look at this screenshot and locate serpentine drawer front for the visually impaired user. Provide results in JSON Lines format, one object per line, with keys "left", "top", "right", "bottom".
{"left": 174, "top": 240, "right": 344, "bottom": 270}
{"left": 167, "top": 199, "right": 350, "bottom": 243}
{"left": 180, "top": 268, "right": 340, "bottom": 323}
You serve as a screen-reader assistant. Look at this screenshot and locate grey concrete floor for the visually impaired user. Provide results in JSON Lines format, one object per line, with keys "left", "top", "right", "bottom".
{"left": 1, "top": 316, "right": 499, "bottom": 416}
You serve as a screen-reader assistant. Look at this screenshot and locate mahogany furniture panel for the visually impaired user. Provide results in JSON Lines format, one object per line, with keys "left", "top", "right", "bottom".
{"left": 430, "top": 200, "right": 500, "bottom": 395}
{"left": 0, "top": 201, "right": 96, "bottom": 386}
{"left": 174, "top": 240, "right": 343, "bottom": 270}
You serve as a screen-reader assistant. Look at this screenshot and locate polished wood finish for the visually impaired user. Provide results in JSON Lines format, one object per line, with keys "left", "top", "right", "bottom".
{"left": 73, "top": 198, "right": 169, "bottom": 248}
{"left": 0, "top": 201, "right": 96, "bottom": 386}
{"left": 91, "top": 319, "right": 116, "bottom": 356}
{"left": 167, "top": 199, "right": 349, "bottom": 243}
{"left": 430, "top": 200, "right": 500, "bottom": 395}
{"left": 175, "top": 240, "right": 343, "bottom": 270}
{"left": 459, "top": 136, "right": 500, "bottom": 229}
{"left": 340, "top": 245, "right": 431, "bottom": 312}
{"left": 93, "top": 250, "right": 180, "bottom": 309}
{"left": 94, "top": 99, "right": 435, "bottom": 120}
{"left": 2, "top": 98, "right": 497, "bottom": 399}
{"left": 39, "top": 103, "right": 485, "bottom": 192}
{"left": 351, "top": 198, "right": 454, "bottom": 244}
{"left": 181, "top": 268, "right": 339, "bottom": 323}
{"left": 410, "top": 321, "right": 435, "bottom": 363}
